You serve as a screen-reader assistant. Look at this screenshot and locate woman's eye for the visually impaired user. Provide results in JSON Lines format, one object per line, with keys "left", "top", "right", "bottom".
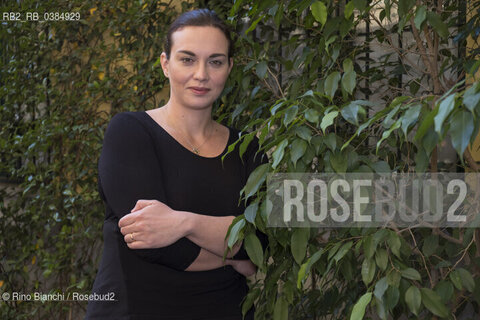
{"left": 181, "top": 57, "right": 194, "bottom": 64}
{"left": 210, "top": 60, "right": 223, "bottom": 66}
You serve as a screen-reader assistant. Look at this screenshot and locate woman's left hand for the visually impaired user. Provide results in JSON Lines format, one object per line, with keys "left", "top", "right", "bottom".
{"left": 118, "top": 199, "right": 189, "bottom": 249}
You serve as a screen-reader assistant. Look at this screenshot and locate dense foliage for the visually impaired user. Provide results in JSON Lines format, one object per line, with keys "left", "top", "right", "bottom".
{"left": 1, "top": 1, "right": 180, "bottom": 318}
{"left": 221, "top": 1, "right": 480, "bottom": 319}
{"left": 1, "top": 0, "right": 480, "bottom": 319}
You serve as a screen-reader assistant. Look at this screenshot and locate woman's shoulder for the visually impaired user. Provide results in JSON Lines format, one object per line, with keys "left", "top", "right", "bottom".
{"left": 107, "top": 111, "right": 154, "bottom": 130}
{"left": 108, "top": 111, "right": 148, "bottom": 124}
{"left": 104, "top": 111, "right": 153, "bottom": 144}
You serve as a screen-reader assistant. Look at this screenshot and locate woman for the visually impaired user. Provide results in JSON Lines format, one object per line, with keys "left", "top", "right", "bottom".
{"left": 85, "top": 9, "right": 268, "bottom": 320}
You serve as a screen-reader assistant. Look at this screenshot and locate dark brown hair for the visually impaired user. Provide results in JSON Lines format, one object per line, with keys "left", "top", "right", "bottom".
{"left": 164, "top": 9, "right": 234, "bottom": 61}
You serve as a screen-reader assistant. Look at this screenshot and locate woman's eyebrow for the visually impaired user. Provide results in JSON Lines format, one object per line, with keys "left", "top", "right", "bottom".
{"left": 177, "top": 50, "right": 226, "bottom": 59}
{"left": 209, "top": 53, "right": 227, "bottom": 58}
{"left": 178, "top": 50, "right": 195, "bottom": 56}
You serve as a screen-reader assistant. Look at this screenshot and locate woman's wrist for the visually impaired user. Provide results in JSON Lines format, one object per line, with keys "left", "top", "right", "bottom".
{"left": 176, "top": 210, "right": 195, "bottom": 238}
{"left": 224, "top": 259, "right": 235, "bottom": 267}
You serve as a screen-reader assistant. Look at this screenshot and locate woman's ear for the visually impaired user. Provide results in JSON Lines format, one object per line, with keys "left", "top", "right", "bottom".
{"left": 160, "top": 52, "right": 169, "bottom": 78}
{"left": 228, "top": 58, "right": 234, "bottom": 74}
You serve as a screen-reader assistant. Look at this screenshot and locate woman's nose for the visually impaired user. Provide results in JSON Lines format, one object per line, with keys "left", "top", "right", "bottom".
{"left": 193, "top": 63, "right": 208, "bottom": 81}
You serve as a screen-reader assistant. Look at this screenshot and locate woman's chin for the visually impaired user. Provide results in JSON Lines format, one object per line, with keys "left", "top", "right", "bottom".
{"left": 184, "top": 100, "right": 215, "bottom": 110}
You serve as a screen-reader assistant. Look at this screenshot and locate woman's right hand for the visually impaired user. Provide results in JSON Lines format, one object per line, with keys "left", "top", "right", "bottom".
{"left": 228, "top": 259, "right": 257, "bottom": 277}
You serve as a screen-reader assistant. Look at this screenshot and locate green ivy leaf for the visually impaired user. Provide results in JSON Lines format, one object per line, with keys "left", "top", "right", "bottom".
{"left": 400, "top": 104, "right": 422, "bottom": 138}
{"left": 243, "top": 163, "right": 270, "bottom": 198}
{"left": 227, "top": 219, "right": 246, "bottom": 249}
{"left": 382, "top": 104, "right": 401, "bottom": 129}
{"left": 420, "top": 288, "right": 449, "bottom": 318}
{"left": 295, "top": 126, "right": 312, "bottom": 142}
{"left": 239, "top": 132, "right": 255, "bottom": 159}
{"left": 458, "top": 268, "right": 475, "bottom": 292}
{"left": 330, "top": 151, "right": 348, "bottom": 173}
{"left": 325, "top": 133, "right": 337, "bottom": 151}
{"left": 414, "top": 106, "right": 438, "bottom": 142}
{"left": 398, "top": 0, "right": 415, "bottom": 16}
{"left": 375, "top": 297, "right": 388, "bottom": 320}
{"left": 244, "top": 233, "right": 264, "bottom": 267}
{"left": 343, "top": 58, "right": 354, "bottom": 72}
{"left": 463, "top": 85, "right": 480, "bottom": 111}
{"left": 153, "top": 56, "right": 161, "bottom": 67}
{"left": 350, "top": 292, "right": 372, "bottom": 320}
{"left": 414, "top": 147, "right": 429, "bottom": 173}
{"left": 363, "top": 235, "right": 376, "bottom": 259}
{"left": 374, "top": 277, "right": 388, "bottom": 300}
{"left": 345, "top": 1, "right": 355, "bottom": 19}
{"left": 311, "top": 1, "right": 327, "bottom": 26}
{"left": 244, "top": 202, "right": 259, "bottom": 224}
{"left": 341, "top": 102, "right": 360, "bottom": 125}
{"left": 324, "top": 71, "right": 341, "bottom": 100}
{"left": 273, "top": 296, "right": 289, "bottom": 320}
{"left": 291, "top": 228, "right": 309, "bottom": 265}
{"left": 375, "top": 249, "right": 388, "bottom": 271}
{"left": 387, "top": 232, "right": 401, "bottom": 258}
{"left": 449, "top": 110, "right": 474, "bottom": 159}
{"left": 245, "top": 15, "right": 264, "bottom": 34}
{"left": 450, "top": 270, "right": 462, "bottom": 290}
{"left": 435, "top": 281, "right": 453, "bottom": 303}
{"left": 376, "top": 121, "right": 400, "bottom": 153}
{"left": 434, "top": 93, "right": 456, "bottom": 134}
{"left": 284, "top": 105, "right": 299, "bottom": 127}
{"left": 241, "top": 288, "right": 260, "bottom": 318}
{"left": 231, "top": 0, "right": 245, "bottom": 15}
{"left": 342, "top": 70, "right": 357, "bottom": 95}
{"left": 297, "top": 249, "right": 323, "bottom": 289}
{"left": 387, "top": 271, "right": 401, "bottom": 288}
{"left": 272, "top": 139, "right": 289, "bottom": 169}
{"left": 320, "top": 111, "right": 339, "bottom": 133}
{"left": 401, "top": 268, "right": 421, "bottom": 281}
{"left": 290, "top": 138, "right": 308, "bottom": 168}
{"left": 414, "top": 5, "right": 427, "bottom": 30}
{"left": 426, "top": 11, "right": 449, "bottom": 39}
{"left": 405, "top": 286, "right": 421, "bottom": 316}
{"left": 385, "top": 286, "right": 400, "bottom": 310}
{"left": 333, "top": 241, "right": 354, "bottom": 263}
{"left": 271, "top": 100, "right": 286, "bottom": 115}
{"left": 422, "top": 234, "right": 438, "bottom": 257}
{"left": 362, "top": 258, "right": 376, "bottom": 285}
{"left": 422, "top": 128, "right": 439, "bottom": 156}
{"left": 370, "top": 161, "right": 391, "bottom": 173}
{"left": 256, "top": 61, "right": 268, "bottom": 79}
{"left": 305, "top": 108, "right": 320, "bottom": 123}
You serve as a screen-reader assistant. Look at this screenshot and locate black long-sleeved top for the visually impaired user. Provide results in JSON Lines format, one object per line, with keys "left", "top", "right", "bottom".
{"left": 85, "top": 111, "right": 268, "bottom": 320}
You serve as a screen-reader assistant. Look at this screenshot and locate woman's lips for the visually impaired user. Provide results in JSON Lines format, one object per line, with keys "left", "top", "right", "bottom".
{"left": 189, "top": 87, "right": 211, "bottom": 95}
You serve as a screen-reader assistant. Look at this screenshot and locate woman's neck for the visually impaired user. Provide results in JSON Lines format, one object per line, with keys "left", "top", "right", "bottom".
{"left": 161, "top": 102, "right": 214, "bottom": 140}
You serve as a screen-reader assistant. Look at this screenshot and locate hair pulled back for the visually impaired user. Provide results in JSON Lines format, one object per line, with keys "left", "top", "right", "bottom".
{"left": 164, "top": 9, "right": 234, "bottom": 60}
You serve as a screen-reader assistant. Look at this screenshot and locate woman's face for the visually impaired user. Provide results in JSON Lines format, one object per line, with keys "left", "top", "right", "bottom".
{"left": 161, "top": 26, "right": 233, "bottom": 110}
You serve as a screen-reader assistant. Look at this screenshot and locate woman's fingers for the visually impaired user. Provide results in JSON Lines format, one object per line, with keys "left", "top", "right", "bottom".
{"left": 123, "top": 231, "right": 152, "bottom": 248}
{"left": 119, "top": 199, "right": 185, "bottom": 249}
{"left": 124, "top": 231, "right": 141, "bottom": 243}
{"left": 131, "top": 199, "right": 157, "bottom": 212}
{"left": 126, "top": 240, "right": 149, "bottom": 249}
{"left": 121, "top": 199, "right": 160, "bottom": 227}
{"left": 118, "top": 210, "right": 141, "bottom": 228}
{"left": 120, "top": 223, "right": 136, "bottom": 236}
